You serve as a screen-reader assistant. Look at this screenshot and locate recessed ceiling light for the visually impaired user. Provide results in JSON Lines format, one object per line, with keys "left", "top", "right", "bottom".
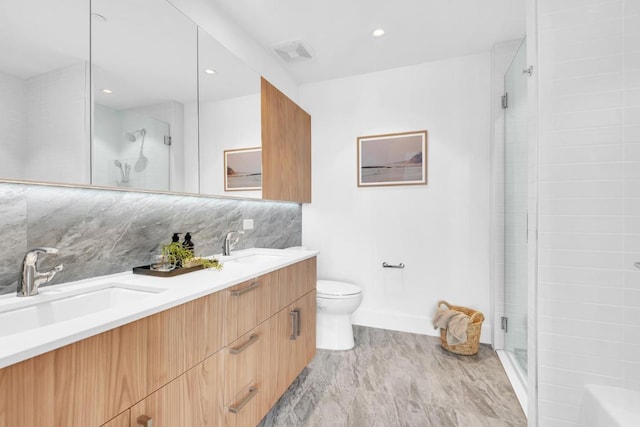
{"left": 101, "top": 88, "right": 113, "bottom": 94}
{"left": 204, "top": 68, "right": 217, "bottom": 75}
{"left": 372, "top": 28, "right": 385, "bottom": 38}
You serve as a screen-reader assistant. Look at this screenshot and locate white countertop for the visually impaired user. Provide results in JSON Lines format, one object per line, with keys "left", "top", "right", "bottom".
{"left": 0, "top": 247, "right": 317, "bottom": 370}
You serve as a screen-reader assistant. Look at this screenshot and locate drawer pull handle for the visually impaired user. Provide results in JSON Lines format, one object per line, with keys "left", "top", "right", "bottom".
{"left": 137, "top": 415, "right": 153, "bottom": 427}
{"left": 289, "top": 310, "right": 297, "bottom": 340}
{"left": 229, "top": 386, "right": 258, "bottom": 414}
{"left": 230, "top": 334, "right": 260, "bottom": 354}
{"left": 230, "top": 281, "right": 259, "bottom": 296}
{"left": 294, "top": 308, "right": 301, "bottom": 337}
{"left": 290, "top": 309, "right": 301, "bottom": 339}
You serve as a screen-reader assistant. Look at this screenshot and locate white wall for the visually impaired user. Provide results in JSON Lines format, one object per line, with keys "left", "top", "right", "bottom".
{"left": 199, "top": 93, "right": 261, "bottom": 198}
{"left": 300, "top": 53, "right": 493, "bottom": 341}
{"left": 536, "top": 0, "right": 640, "bottom": 425}
{"left": 0, "top": 71, "right": 26, "bottom": 179}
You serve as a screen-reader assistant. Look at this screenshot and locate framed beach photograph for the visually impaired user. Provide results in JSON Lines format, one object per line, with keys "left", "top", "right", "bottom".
{"left": 224, "top": 147, "right": 262, "bottom": 191}
{"left": 357, "top": 130, "right": 428, "bottom": 187}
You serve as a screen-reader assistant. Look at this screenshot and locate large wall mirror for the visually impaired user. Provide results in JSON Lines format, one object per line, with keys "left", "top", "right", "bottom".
{"left": 0, "top": 0, "right": 263, "bottom": 199}
{"left": 91, "top": 0, "right": 198, "bottom": 193}
{"left": 0, "top": 0, "right": 90, "bottom": 185}
{"left": 198, "top": 28, "right": 261, "bottom": 199}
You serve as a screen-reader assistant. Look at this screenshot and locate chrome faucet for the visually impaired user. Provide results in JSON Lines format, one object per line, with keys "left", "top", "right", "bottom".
{"left": 222, "top": 231, "right": 244, "bottom": 256}
{"left": 17, "top": 247, "right": 64, "bottom": 297}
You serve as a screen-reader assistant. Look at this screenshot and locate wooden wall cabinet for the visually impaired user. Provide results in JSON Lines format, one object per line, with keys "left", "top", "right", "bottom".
{"left": 261, "top": 78, "right": 312, "bottom": 203}
{"left": 0, "top": 256, "right": 316, "bottom": 427}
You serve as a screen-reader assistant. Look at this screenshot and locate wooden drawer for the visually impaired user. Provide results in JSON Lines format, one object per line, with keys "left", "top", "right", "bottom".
{"left": 277, "top": 257, "right": 317, "bottom": 311}
{"left": 224, "top": 323, "right": 263, "bottom": 406}
{"left": 225, "top": 270, "right": 278, "bottom": 344}
{"left": 130, "top": 351, "right": 225, "bottom": 427}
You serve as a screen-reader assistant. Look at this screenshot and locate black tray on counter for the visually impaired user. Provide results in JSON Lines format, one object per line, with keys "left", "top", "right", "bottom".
{"left": 132, "top": 264, "right": 205, "bottom": 277}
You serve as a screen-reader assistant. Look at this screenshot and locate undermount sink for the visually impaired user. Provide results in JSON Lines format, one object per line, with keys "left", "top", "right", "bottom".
{"left": 228, "top": 253, "right": 286, "bottom": 265}
{"left": 0, "top": 283, "right": 164, "bottom": 338}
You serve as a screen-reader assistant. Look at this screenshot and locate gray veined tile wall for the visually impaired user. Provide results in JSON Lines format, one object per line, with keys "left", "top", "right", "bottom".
{"left": 0, "top": 183, "right": 302, "bottom": 295}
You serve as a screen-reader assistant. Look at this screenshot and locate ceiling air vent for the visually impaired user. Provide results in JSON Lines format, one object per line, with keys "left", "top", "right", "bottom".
{"left": 273, "top": 41, "right": 313, "bottom": 63}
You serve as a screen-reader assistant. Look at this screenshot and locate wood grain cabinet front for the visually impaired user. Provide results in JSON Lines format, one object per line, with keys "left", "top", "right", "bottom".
{"left": 130, "top": 351, "right": 225, "bottom": 427}
{"left": 0, "top": 256, "right": 317, "bottom": 427}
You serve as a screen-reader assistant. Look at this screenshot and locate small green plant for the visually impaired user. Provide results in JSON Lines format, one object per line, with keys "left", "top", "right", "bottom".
{"left": 160, "top": 242, "right": 223, "bottom": 271}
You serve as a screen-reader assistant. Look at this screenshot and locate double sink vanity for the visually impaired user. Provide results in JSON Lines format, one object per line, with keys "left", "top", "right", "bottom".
{"left": 0, "top": 248, "right": 318, "bottom": 427}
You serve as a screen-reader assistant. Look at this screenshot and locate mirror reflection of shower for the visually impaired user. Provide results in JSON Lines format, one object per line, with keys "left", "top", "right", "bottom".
{"left": 125, "top": 128, "right": 149, "bottom": 172}
{"left": 125, "top": 128, "right": 146, "bottom": 142}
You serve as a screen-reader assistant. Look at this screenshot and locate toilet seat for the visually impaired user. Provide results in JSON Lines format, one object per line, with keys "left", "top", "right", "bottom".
{"left": 317, "top": 280, "right": 362, "bottom": 299}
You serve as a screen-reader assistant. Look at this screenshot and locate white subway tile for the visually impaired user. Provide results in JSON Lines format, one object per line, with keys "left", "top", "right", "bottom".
{"left": 547, "top": 109, "right": 623, "bottom": 131}
{"left": 625, "top": 289, "right": 640, "bottom": 307}
{"left": 548, "top": 37, "right": 623, "bottom": 63}
{"left": 538, "top": 383, "right": 582, "bottom": 406}
{"left": 539, "top": 232, "right": 624, "bottom": 251}
{"left": 539, "top": 144, "right": 622, "bottom": 163}
{"left": 624, "top": 270, "right": 640, "bottom": 289}
{"left": 538, "top": 416, "right": 577, "bottom": 427}
{"left": 624, "top": 14, "right": 640, "bottom": 36}
{"left": 546, "top": 91, "right": 623, "bottom": 114}
{"left": 550, "top": 72, "right": 623, "bottom": 96}
{"left": 540, "top": 349, "right": 625, "bottom": 377}
{"left": 540, "top": 17, "right": 622, "bottom": 46}
{"left": 539, "top": 315, "right": 626, "bottom": 341}
{"left": 540, "top": 0, "right": 620, "bottom": 14}
{"left": 625, "top": 216, "right": 640, "bottom": 233}
{"left": 542, "top": 127, "right": 622, "bottom": 147}
{"left": 539, "top": 198, "right": 624, "bottom": 215}
{"left": 626, "top": 107, "right": 640, "bottom": 126}
{"left": 539, "top": 215, "right": 624, "bottom": 233}
{"left": 539, "top": 265, "right": 624, "bottom": 287}
{"left": 538, "top": 400, "right": 581, "bottom": 423}
{"left": 624, "top": 126, "right": 640, "bottom": 142}
{"left": 540, "top": 1, "right": 622, "bottom": 30}
{"left": 540, "top": 248, "right": 624, "bottom": 269}
{"left": 538, "top": 364, "right": 623, "bottom": 387}
{"left": 625, "top": 234, "right": 640, "bottom": 251}
{"left": 625, "top": 178, "right": 640, "bottom": 194}
{"left": 626, "top": 89, "right": 640, "bottom": 106}
{"left": 625, "top": 51, "right": 640, "bottom": 72}
{"left": 624, "top": 307, "right": 640, "bottom": 325}
{"left": 539, "top": 181, "right": 624, "bottom": 199}
{"left": 540, "top": 163, "right": 624, "bottom": 181}
{"left": 549, "top": 55, "right": 623, "bottom": 81}
{"left": 624, "top": 70, "right": 640, "bottom": 89}
{"left": 539, "top": 298, "right": 625, "bottom": 322}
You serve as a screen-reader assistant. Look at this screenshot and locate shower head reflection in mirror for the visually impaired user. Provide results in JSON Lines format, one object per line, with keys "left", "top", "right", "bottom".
{"left": 125, "top": 128, "right": 146, "bottom": 142}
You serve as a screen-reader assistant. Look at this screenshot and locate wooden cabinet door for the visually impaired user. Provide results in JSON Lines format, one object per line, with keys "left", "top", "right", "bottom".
{"left": 261, "top": 77, "right": 311, "bottom": 203}
{"left": 130, "top": 351, "right": 225, "bottom": 427}
{"left": 101, "top": 411, "right": 130, "bottom": 427}
{"left": 145, "top": 291, "right": 225, "bottom": 393}
{"left": 0, "top": 319, "right": 146, "bottom": 427}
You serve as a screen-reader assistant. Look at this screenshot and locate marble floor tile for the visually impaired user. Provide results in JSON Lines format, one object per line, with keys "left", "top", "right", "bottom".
{"left": 259, "top": 326, "right": 526, "bottom": 427}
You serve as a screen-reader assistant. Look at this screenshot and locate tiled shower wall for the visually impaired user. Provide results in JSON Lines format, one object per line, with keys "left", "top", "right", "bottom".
{"left": 537, "top": 0, "right": 640, "bottom": 425}
{"left": 0, "top": 182, "right": 302, "bottom": 295}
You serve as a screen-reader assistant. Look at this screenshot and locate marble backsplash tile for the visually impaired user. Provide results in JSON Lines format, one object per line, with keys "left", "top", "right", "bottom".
{"left": 0, "top": 183, "right": 301, "bottom": 294}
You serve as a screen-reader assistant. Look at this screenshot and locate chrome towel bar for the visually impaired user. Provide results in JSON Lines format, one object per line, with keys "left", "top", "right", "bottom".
{"left": 382, "top": 262, "right": 405, "bottom": 269}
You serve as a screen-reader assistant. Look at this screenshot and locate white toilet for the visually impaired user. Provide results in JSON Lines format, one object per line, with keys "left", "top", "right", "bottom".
{"left": 316, "top": 280, "right": 363, "bottom": 350}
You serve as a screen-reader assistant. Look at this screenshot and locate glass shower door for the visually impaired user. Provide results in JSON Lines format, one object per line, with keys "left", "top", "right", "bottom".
{"left": 504, "top": 39, "right": 528, "bottom": 374}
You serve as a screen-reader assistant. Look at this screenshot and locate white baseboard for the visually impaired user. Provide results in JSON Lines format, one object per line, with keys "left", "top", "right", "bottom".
{"left": 352, "top": 308, "right": 492, "bottom": 345}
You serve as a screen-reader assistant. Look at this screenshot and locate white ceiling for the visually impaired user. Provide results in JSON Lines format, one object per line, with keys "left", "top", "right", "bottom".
{"left": 211, "top": 0, "right": 527, "bottom": 84}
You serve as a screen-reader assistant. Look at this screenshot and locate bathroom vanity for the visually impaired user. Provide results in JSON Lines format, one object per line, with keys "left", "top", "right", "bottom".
{"left": 0, "top": 248, "right": 317, "bottom": 427}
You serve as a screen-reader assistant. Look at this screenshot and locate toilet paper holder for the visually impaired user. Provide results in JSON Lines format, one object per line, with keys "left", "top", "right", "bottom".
{"left": 382, "top": 262, "right": 405, "bottom": 269}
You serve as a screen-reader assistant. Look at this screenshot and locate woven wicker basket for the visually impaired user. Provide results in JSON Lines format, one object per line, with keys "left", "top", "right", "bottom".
{"left": 437, "top": 300, "right": 484, "bottom": 356}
